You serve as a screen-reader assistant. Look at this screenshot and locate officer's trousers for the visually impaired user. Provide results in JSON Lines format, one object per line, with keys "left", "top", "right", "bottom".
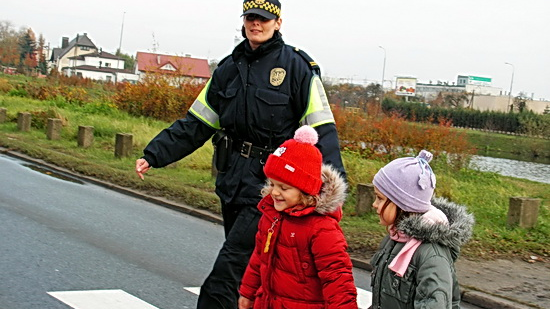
{"left": 196, "top": 203, "right": 261, "bottom": 309}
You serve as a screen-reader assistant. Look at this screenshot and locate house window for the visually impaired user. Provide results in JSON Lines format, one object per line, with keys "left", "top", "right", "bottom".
{"left": 106, "top": 76, "right": 112, "bottom": 81}
{"left": 77, "top": 72, "right": 83, "bottom": 78}
{"left": 81, "top": 46, "right": 90, "bottom": 51}
{"left": 104, "top": 63, "right": 111, "bottom": 67}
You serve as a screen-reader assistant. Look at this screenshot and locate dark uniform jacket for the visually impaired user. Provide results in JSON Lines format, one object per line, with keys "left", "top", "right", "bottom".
{"left": 142, "top": 32, "right": 345, "bottom": 205}
{"left": 369, "top": 197, "right": 474, "bottom": 309}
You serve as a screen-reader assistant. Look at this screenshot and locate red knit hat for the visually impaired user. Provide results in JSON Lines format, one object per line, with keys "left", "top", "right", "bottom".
{"left": 263, "top": 125, "right": 323, "bottom": 195}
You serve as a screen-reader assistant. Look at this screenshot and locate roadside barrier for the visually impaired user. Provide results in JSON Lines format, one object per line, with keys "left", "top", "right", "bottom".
{"left": 46, "top": 118, "right": 62, "bottom": 140}
{"left": 17, "top": 112, "right": 31, "bottom": 132}
{"left": 508, "top": 197, "right": 541, "bottom": 228}
{"left": 0, "top": 108, "right": 6, "bottom": 123}
{"left": 77, "top": 126, "right": 94, "bottom": 148}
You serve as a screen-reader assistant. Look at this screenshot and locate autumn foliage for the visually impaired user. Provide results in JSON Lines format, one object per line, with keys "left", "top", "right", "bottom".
{"left": 113, "top": 73, "right": 205, "bottom": 122}
{"left": 332, "top": 103, "right": 474, "bottom": 165}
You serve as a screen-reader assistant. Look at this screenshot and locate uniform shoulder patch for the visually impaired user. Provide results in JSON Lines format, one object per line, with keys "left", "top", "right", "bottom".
{"left": 288, "top": 45, "right": 321, "bottom": 77}
{"left": 217, "top": 54, "right": 231, "bottom": 67}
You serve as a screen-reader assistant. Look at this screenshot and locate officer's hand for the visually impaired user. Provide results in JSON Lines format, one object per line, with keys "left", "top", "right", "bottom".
{"left": 135, "top": 158, "right": 150, "bottom": 180}
{"left": 238, "top": 296, "right": 254, "bottom": 309}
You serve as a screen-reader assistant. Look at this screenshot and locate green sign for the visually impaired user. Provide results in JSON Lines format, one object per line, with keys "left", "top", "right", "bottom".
{"left": 469, "top": 76, "right": 492, "bottom": 82}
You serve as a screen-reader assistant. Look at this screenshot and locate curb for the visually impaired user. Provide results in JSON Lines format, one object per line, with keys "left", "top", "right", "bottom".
{"left": 0, "top": 148, "right": 536, "bottom": 309}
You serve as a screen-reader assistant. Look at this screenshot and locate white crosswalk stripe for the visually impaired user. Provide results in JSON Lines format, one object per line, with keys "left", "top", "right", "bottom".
{"left": 48, "top": 287, "right": 371, "bottom": 308}
{"left": 184, "top": 287, "right": 373, "bottom": 309}
{"left": 48, "top": 290, "right": 160, "bottom": 309}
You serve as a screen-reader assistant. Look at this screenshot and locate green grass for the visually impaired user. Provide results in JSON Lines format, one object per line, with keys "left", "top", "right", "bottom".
{"left": 1, "top": 94, "right": 549, "bottom": 260}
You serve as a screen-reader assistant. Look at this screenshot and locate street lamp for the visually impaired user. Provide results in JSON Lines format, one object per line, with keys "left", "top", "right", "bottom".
{"left": 379, "top": 46, "right": 386, "bottom": 91}
{"left": 504, "top": 62, "right": 514, "bottom": 111}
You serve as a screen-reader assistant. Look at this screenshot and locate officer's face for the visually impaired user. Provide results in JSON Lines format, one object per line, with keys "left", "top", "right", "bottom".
{"left": 243, "top": 14, "right": 282, "bottom": 50}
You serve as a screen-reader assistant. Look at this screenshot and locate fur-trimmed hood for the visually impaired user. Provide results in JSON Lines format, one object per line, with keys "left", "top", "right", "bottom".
{"left": 261, "top": 164, "right": 347, "bottom": 219}
{"left": 396, "top": 196, "right": 475, "bottom": 259}
{"left": 315, "top": 164, "right": 348, "bottom": 215}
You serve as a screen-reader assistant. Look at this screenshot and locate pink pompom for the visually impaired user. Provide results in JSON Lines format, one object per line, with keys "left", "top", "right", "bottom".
{"left": 293, "top": 125, "right": 318, "bottom": 145}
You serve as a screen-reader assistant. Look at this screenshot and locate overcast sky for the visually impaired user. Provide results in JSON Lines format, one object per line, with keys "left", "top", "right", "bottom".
{"left": 4, "top": 0, "right": 549, "bottom": 100}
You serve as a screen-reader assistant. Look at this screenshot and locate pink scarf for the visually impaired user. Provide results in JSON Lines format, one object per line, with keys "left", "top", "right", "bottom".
{"left": 388, "top": 206, "right": 449, "bottom": 277}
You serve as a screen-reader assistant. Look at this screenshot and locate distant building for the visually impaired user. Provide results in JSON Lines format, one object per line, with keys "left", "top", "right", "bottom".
{"left": 416, "top": 75, "right": 503, "bottom": 101}
{"left": 50, "top": 33, "right": 98, "bottom": 72}
{"left": 65, "top": 50, "right": 138, "bottom": 83}
{"left": 135, "top": 52, "right": 211, "bottom": 83}
{"left": 50, "top": 33, "right": 138, "bottom": 83}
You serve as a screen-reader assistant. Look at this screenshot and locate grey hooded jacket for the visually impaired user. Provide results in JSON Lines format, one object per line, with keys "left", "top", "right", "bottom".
{"left": 370, "top": 197, "right": 475, "bottom": 309}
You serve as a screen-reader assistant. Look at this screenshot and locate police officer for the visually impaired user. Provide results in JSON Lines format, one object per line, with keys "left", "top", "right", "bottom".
{"left": 135, "top": 1, "right": 346, "bottom": 308}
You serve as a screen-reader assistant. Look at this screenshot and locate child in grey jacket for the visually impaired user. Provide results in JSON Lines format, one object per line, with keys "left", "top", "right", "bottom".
{"left": 369, "top": 150, "right": 474, "bottom": 309}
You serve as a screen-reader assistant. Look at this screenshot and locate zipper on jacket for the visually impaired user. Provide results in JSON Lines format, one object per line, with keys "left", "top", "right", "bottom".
{"left": 263, "top": 217, "right": 279, "bottom": 253}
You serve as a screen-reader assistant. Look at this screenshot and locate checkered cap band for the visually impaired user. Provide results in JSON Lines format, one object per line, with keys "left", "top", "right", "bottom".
{"left": 243, "top": 0, "right": 281, "bottom": 17}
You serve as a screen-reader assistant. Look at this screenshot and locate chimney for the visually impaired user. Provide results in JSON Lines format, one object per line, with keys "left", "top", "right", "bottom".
{"left": 157, "top": 55, "right": 161, "bottom": 64}
{"left": 62, "top": 37, "right": 69, "bottom": 48}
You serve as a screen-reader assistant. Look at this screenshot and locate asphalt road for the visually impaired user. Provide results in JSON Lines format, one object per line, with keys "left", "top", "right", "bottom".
{"left": 0, "top": 154, "right": 481, "bottom": 309}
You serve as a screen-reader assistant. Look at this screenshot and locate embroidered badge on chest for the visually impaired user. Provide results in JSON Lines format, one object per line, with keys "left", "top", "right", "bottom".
{"left": 270, "top": 68, "right": 286, "bottom": 86}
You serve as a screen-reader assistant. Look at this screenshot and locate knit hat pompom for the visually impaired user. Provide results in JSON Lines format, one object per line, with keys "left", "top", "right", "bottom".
{"left": 293, "top": 125, "right": 318, "bottom": 146}
{"left": 264, "top": 125, "right": 323, "bottom": 195}
{"left": 418, "top": 149, "right": 433, "bottom": 163}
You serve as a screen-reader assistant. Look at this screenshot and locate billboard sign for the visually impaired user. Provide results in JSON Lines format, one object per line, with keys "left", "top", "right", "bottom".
{"left": 395, "top": 77, "right": 417, "bottom": 96}
{"left": 468, "top": 76, "right": 492, "bottom": 86}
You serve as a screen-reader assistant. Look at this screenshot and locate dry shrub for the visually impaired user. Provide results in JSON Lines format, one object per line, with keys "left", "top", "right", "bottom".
{"left": 24, "top": 83, "right": 89, "bottom": 105}
{"left": 30, "top": 109, "right": 69, "bottom": 129}
{"left": 113, "top": 73, "right": 205, "bottom": 122}
{"left": 0, "top": 78, "right": 13, "bottom": 93}
{"left": 333, "top": 106, "right": 474, "bottom": 167}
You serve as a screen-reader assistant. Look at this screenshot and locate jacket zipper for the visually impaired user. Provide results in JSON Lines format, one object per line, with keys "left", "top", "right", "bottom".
{"left": 263, "top": 217, "right": 279, "bottom": 253}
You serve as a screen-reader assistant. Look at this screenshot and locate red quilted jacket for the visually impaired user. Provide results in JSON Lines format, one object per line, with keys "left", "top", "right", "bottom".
{"left": 239, "top": 165, "right": 358, "bottom": 309}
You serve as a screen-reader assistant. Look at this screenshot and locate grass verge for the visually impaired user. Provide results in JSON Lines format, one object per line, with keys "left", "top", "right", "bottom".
{"left": 1, "top": 94, "right": 548, "bottom": 260}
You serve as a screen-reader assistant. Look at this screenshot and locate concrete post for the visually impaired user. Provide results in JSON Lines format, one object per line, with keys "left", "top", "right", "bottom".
{"left": 115, "top": 133, "right": 133, "bottom": 158}
{"left": 17, "top": 112, "right": 31, "bottom": 131}
{"left": 0, "top": 108, "right": 6, "bottom": 123}
{"left": 46, "top": 118, "right": 62, "bottom": 140}
{"left": 78, "top": 126, "right": 94, "bottom": 148}
{"left": 356, "top": 183, "right": 375, "bottom": 215}
{"left": 507, "top": 197, "right": 541, "bottom": 228}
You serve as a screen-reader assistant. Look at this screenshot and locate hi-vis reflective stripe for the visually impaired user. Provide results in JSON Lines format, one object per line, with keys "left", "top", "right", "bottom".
{"left": 189, "top": 79, "right": 220, "bottom": 129}
{"left": 300, "top": 76, "right": 335, "bottom": 127}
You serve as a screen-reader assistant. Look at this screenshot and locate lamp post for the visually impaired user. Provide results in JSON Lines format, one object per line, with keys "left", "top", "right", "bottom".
{"left": 379, "top": 46, "right": 386, "bottom": 91}
{"left": 118, "top": 12, "right": 126, "bottom": 54}
{"left": 505, "top": 62, "right": 514, "bottom": 111}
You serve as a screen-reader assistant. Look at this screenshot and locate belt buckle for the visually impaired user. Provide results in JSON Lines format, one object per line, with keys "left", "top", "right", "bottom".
{"left": 241, "top": 141, "right": 252, "bottom": 158}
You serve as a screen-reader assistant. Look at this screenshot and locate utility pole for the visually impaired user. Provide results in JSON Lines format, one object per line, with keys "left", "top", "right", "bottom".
{"left": 118, "top": 11, "right": 126, "bottom": 55}
{"left": 378, "top": 46, "right": 386, "bottom": 104}
{"left": 505, "top": 62, "right": 514, "bottom": 112}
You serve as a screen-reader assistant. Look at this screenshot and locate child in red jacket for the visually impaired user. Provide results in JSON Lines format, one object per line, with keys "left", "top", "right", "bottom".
{"left": 238, "top": 125, "right": 358, "bottom": 309}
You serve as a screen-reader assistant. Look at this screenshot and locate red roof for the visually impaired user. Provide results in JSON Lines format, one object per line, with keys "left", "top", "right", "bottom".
{"left": 136, "top": 52, "right": 211, "bottom": 79}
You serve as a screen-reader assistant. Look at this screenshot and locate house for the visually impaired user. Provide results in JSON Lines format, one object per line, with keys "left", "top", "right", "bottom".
{"left": 50, "top": 33, "right": 98, "bottom": 72}
{"left": 50, "top": 33, "right": 138, "bottom": 83}
{"left": 135, "top": 52, "right": 211, "bottom": 83}
{"left": 65, "top": 50, "right": 138, "bottom": 83}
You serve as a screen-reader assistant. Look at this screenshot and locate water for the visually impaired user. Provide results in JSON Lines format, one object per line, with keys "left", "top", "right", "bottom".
{"left": 469, "top": 155, "right": 550, "bottom": 184}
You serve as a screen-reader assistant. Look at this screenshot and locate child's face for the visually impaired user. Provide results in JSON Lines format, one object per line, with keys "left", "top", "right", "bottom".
{"left": 268, "top": 178, "right": 303, "bottom": 211}
{"left": 373, "top": 186, "right": 397, "bottom": 226}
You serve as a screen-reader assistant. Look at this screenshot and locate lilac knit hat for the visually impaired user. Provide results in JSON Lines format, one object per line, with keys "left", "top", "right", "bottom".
{"left": 373, "top": 150, "right": 436, "bottom": 213}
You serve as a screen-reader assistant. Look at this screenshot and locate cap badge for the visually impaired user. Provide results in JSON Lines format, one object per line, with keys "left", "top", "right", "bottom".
{"left": 273, "top": 147, "right": 286, "bottom": 157}
{"left": 255, "top": 0, "right": 266, "bottom": 4}
{"left": 270, "top": 68, "right": 286, "bottom": 86}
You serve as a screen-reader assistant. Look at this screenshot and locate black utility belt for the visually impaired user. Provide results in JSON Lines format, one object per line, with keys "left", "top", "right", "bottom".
{"left": 234, "top": 141, "right": 274, "bottom": 159}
